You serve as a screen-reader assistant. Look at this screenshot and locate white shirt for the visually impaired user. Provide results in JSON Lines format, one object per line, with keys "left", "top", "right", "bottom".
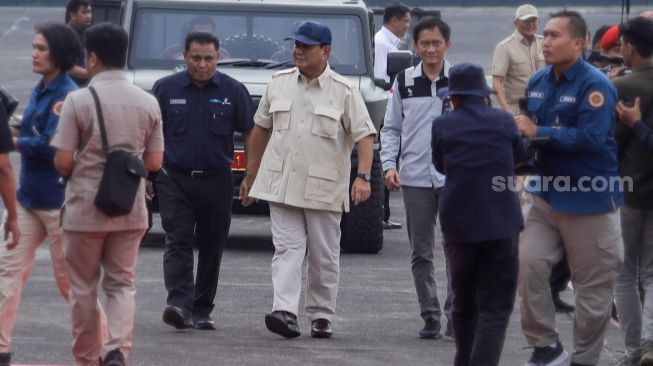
{"left": 374, "top": 26, "right": 401, "bottom": 82}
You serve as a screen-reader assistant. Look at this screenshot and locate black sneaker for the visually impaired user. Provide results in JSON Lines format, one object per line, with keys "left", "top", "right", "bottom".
{"left": 0, "top": 352, "right": 10, "bottom": 366}
{"left": 525, "top": 341, "right": 569, "bottom": 366}
{"left": 418, "top": 318, "right": 442, "bottom": 339}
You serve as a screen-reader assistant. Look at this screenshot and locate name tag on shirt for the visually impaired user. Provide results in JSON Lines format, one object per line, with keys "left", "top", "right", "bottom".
{"left": 559, "top": 96, "right": 576, "bottom": 103}
{"left": 528, "top": 91, "right": 544, "bottom": 99}
{"left": 170, "top": 98, "right": 186, "bottom": 105}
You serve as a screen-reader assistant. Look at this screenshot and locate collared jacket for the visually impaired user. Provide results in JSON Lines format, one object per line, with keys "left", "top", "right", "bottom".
{"left": 18, "top": 72, "right": 77, "bottom": 210}
{"left": 249, "top": 66, "right": 376, "bottom": 213}
{"left": 432, "top": 96, "right": 524, "bottom": 243}
{"left": 381, "top": 61, "right": 450, "bottom": 189}
{"left": 152, "top": 70, "right": 254, "bottom": 172}
{"left": 613, "top": 63, "right": 653, "bottom": 209}
{"left": 525, "top": 59, "right": 623, "bottom": 214}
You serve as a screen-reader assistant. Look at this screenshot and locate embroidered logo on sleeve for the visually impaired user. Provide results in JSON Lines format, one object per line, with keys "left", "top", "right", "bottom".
{"left": 588, "top": 91, "right": 605, "bottom": 108}
{"left": 52, "top": 101, "right": 64, "bottom": 116}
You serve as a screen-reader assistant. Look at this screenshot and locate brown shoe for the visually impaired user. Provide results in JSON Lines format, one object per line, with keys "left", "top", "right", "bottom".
{"left": 310, "top": 318, "right": 333, "bottom": 338}
{"left": 265, "top": 311, "right": 300, "bottom": 338}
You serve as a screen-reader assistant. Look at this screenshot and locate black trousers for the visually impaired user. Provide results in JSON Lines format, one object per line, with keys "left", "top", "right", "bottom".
{"left": 550, "top": 252, "right": 571, "bottom": 295}
{"left": 444, "top": 235, "right": 519, "bottom": 366}
{"left": 383, "top": 185, "right": 391, "bottom": 221}
{"left": 157, "top": 167, "right": 233, "bottom": 318}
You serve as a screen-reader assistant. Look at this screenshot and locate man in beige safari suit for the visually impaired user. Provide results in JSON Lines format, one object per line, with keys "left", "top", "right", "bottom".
{"left": 52, "top": 23, "right": 163, "bottom": 366}
{"left": 240, "top": 21, "right": 376, "bottom": 339}
{"left": 492, "top": 4, "right": 545, "bottom": 115}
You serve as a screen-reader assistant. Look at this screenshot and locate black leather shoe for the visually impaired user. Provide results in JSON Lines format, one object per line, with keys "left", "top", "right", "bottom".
{"left": 383, "top": 220, "right": 402, "bottom": 230}
{"left": 194, "top": 317, "right": 216, "bottom": 330}
{"left": 103, "top": 349, "right": 126, "bottom": 366}
{"left": 0, "top": 352, "right": 10, "bottom": 366}
{"left": 265, "top": 311, "right": 301, "bottom": 338}
{"left": 162, "top": 305, "right": 194, "bottom": 330}
{"left": 310, "top": 318, "right": 333, "bottom": 339}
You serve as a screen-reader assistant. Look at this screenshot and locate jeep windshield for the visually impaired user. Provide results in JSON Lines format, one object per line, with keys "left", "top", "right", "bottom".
{"left": 129, "top": 8, "right": 367, "bottom": 75}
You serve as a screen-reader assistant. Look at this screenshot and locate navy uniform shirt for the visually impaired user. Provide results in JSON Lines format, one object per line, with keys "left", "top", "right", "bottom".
{"left": 525, "top": 59, "right": 623, "bottom": 214}
{"left": 432, "top": 96, "right": 524, "bottom": 243}
{"left": 67, "top": 22, "right": 87, "bottom": 86}
{"left": 18, "top": 72, "right": 77, "bottom": 209}
{"left": 152, "top": 70, "right": 254, "bottom": 171}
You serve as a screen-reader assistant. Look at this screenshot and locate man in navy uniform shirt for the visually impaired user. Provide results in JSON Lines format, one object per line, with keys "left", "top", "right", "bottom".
{"left": 432, "top": 63, "right": 524, "bottom": 366}
{"left": 152, "top": 31, "right": 254, "bottom": 331}
{"left": 515, "top": 10, "right": 623, "bottom": 366}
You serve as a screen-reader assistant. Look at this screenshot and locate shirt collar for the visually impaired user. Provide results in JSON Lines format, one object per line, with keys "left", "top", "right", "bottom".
{"left": 412, "top": 60, "right": 452, "bottom": 81}
{"left": 37, "top": 72, "right": 69, "bottom": 94}
{"left": 179, "top": 70, "right": 221, "bottom": 88}
{"left": 87, "top": 70, "right": 128, "bottom": 87}
{"left": 296, "top": 63, "right": 332, "bottom": 88}
{"left": 557, "top": 58, "right": 584, "bottom": 82}
{"left": 381, "top": 26, "right": 401, "bottom": 47}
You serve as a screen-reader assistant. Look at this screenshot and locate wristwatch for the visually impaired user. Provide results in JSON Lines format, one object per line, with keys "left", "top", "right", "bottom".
{"left": 357, "top": 173, "right": 371, "bottom": 182}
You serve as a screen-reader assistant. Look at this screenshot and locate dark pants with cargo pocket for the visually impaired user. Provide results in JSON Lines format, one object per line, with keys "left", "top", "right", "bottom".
{"left": 158, "top": 167, "right": 233, "bottom": 320}
{"left": 444, "top": 235, "right": 518, "bottom": 366}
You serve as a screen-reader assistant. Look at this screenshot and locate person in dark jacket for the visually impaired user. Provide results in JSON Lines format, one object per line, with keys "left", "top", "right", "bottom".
{"left": 431, "top": 62, "right": 524, "bottom": 366}
{"left": 612, "top": 16, "right": 653, "bottom": 366}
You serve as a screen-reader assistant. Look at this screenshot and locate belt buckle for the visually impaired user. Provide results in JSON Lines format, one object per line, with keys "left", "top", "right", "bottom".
{"left": 190, "top": 170, "right": 204, "bottom": 178}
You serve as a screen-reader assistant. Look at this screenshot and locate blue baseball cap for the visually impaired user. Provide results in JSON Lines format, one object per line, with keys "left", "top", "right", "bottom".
{"left": 442, "top": 63, "right": 493, "bottom": 98}
{"left": 284, "top": 20, "right": 332, "bottom": 46}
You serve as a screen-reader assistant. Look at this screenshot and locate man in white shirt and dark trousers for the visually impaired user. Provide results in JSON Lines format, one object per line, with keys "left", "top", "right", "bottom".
{"left": 374, "top": 1, "right": 410, "bottom": 230}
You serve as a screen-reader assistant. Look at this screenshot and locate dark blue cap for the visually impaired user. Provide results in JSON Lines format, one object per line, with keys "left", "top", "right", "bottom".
{"left": 443, "top": 63, "right": 493, "bottom": 98}
{"left": 284, "top": 20, "right": 332, "bottom": 46}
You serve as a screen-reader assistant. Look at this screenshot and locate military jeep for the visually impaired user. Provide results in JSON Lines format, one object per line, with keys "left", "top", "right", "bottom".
{"left": 118, "top": 0, "right": 388, "bottom": 253}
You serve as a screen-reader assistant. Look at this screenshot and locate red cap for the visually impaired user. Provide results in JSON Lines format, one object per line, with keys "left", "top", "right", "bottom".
{"left": 600, "top": 25, "right": 621, "bottom": 51}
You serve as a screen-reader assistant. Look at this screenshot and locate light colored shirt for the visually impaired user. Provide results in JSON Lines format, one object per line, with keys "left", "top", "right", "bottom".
{"left": 381, "top": 61, "right": 451, "bottom": 189}
{"left": 492, "top": 30, "right": 545, "bottom": 114}
{"left": 374, "top": 26, "right": 401, "bottom": 83}
{"left": 249, "top": 65, "right": 376, "bottom": 213}
{"left": 51, "top": 70, "right": 164, "bottom": 232}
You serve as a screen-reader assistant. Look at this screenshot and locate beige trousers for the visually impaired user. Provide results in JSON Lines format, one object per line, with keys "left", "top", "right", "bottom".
{"left": 518, "top": 196, "right": 623, "bottom": 365}
{"left": 63, "top": 229, "right": 144, "bottom": 366}
{"left": 269, "top": 203, "right": 342, "bottom": 322}
{"left": 0, "top": 205, "right": 68, "bottom": 352}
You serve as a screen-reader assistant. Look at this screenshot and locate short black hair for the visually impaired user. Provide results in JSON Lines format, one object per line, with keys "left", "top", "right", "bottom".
{"left": 84, "top": 22, "right": 128, "bottom": 68}
{"left": 65, "top": 0, "right": 92, "bottom": 22}
{"left": 184, "top": 31, "right": 220, "bottom": 52}
{"left": 412, "top": 16, "right": 451, "bottom": 43}
{"left": 383, "top": 1, "right": 410, "bottom": 24}
{"left": 549, "top": 10, "right": 587, "bottom": 40}
{"left": 620, "top": 17, "right": 653, "bottom": 58}
{"left": 591, "top": 25, "right": 612, "bottom": 48}
{"left": 35, "top": 22, "right": 81, "bottom": 72}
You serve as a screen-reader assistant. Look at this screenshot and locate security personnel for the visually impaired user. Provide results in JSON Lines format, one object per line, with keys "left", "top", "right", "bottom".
{"left": 432, "top": 62, "right": 524, "bottom": 366}
{"left": 515, "top": 11, "right": 623, "bottom": 366}
{"left": 152, "top": 31, "right": 254, "bottom": 331}
{"left": 240, "top": 21, "right": 376, "bottom": 339}
{"left": 380, "top": 16, "right": 453, "bottom": 339}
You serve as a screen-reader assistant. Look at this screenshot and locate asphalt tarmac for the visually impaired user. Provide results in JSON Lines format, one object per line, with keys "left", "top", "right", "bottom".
{"left": 1, "top": 5, "right": 648, "bottom": 366}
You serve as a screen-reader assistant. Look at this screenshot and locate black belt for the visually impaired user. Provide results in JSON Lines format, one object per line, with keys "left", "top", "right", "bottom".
{"left": 163, "top": 166, "right": 228, "bottom": 179}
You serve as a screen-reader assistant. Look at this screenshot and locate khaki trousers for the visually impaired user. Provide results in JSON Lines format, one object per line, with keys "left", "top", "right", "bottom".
{"left": 518, "top": 196, "right": 623, "bottom": 365}
{"left": 63, "top": 229, "right": 144, "bottom": 366}
{"left": 0, "top": 205, "right": 68, "bottom": 352}
{"left": 269, "top": 203, "right": 342, "bottom": 322}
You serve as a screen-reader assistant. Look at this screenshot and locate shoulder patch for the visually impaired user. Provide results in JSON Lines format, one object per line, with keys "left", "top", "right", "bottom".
{"left": 588, "top": 91, "right": 605, "bottom": 108}
{"left": 52, "top": 101, "right": 64, "bottom": 117}
{"left": 272, "top": 67, "right": 297, "bottom": 78}
{"left": 330, "top": 72, "right": 352, "bottom": 89}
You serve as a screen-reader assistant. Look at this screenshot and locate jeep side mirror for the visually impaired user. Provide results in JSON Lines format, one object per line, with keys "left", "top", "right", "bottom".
{"left": 374, "top": 78, "right": 391, "bottom": 91}
{"left": 387, "top": 51, "right": 412, "bottom": 84}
